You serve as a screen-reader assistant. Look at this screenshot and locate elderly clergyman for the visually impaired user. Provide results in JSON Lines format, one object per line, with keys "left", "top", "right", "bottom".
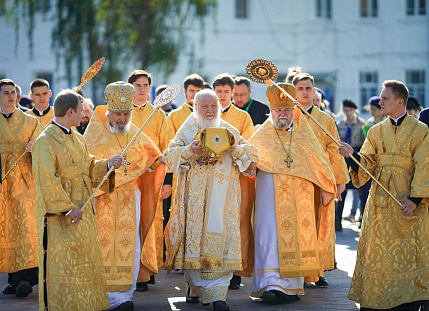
{"left": 163, "top": 89, "right": 258, "bottom": 311}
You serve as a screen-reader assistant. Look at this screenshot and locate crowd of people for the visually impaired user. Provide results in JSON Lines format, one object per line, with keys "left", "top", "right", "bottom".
{"left": 0, "top": 66, "right": 428, "bottom": 311}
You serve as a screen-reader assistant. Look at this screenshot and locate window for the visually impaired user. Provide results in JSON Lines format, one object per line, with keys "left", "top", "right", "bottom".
{"left": 361, "top": 0, "right": 378, "bottom": 17}
{"left": 235, "top": 0, "right": 248, "bottom": 19}
{"left": 360, "top": 71, "right": 379, "bottom": 107}
{"left": 406, "top": 70, "right": 425, "bottom": 107}
{"left": 316, "top": 0, "right": 332, "bottom": 19}
{"left": 407, "top": 0, "right": 427, "bottom": 15}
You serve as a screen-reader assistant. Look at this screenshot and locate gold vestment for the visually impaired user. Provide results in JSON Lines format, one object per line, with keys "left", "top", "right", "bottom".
{"left": 32, "top": 125, "right": 113, "bottom": 311}
{"left": 248, "top": 108, "right": 336, "bottom": 282}
{"left": 0, "top": 110, "right": 41, "bottom": 273}
{"left": 26, "top": 107, "right": 55, "bottom": 128}
{"left": 348, "top": 116, "right": 429, "bottom": 309}
{"left": 84, "top": 105, "right": 162, "bottom": 291}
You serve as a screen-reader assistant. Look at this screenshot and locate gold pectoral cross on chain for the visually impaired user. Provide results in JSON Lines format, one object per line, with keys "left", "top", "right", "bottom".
{"left": 122, "top": 155, "right": 131, "bottom": 175}
{"left": 285, "top": 155, "right": 293, "bottom": 168}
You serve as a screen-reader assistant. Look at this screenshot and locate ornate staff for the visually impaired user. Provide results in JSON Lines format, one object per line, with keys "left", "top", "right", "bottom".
{"left": 2, "top": 57, "right": 106, "bottom": 182}
{"left": 78, "top": 83, "right": 181, "bottom": 213}
{"left": 246, "top": 58, "right": 401, "bottom": 207}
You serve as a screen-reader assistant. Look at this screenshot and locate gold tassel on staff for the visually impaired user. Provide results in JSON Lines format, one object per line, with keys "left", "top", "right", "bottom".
{"left": 2, "top": 57, "right": 106, "bottom": 182}
{"left": 76, "top": 83, "right": 181, "bottom": 216}
{"left": 246, "top": 58, "right": 401, "bottom": 207}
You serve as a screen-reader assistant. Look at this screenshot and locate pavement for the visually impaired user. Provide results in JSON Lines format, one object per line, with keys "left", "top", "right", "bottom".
{"left": 0, "top": 200, "right": 362, "bottom": 311}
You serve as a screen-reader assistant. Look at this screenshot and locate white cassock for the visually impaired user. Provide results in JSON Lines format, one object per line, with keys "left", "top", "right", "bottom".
{"left": 251, "top": 171, "right": 304, "bottom": 297}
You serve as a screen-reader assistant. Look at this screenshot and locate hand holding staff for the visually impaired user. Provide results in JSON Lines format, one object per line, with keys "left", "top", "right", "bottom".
{"left": 76, "top": 84, "right": 181, "bottom": 215}
{"left": 246, "top": 58, "right": 401, "bottom": 207}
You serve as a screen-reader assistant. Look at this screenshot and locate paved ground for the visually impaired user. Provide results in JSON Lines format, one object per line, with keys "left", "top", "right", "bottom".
{"left": 0, "top": 198, "right": 362, "bottom": 311}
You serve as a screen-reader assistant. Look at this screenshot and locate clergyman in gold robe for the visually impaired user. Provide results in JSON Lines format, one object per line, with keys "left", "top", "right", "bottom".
{"left": 248, "top": 83, "right": 336, "bottom": 304}
{"left": 339, "top": 80, "right": 429, "bottom": 311}
{"left": 292, "top": 73, "right": 349, "bottom": 287}
{"left": 163, "top": 89, "right": 258, "bottom": 311}
{"left": 32, "top": 89, "right": 123, "bottom": 311}
{"left": 0, "top": 78, "right": 42, "bottom": 298}
{"left": 127, "top": 69, "right": 173, "bottom": 291}
{"left": 84, "top": 81, "right": 162, "bottom": 311}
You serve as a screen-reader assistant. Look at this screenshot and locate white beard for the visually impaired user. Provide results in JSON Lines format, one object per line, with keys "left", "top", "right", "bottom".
{"left": 196, "top": 114, "right": 221, "bottom": 128}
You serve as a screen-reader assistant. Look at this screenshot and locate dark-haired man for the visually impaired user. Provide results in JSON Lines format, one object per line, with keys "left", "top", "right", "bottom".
{"left": 27, "top": 78, "right": 54, "bottom": 127}
{"left": 233, "top": 76, "right": 270, "bottom": 126}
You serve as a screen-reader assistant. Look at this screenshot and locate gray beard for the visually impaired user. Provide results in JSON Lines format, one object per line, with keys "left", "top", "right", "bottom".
{"left": 273, "top": 118, "right": 292, "bottom": 130}
{"left": 109, "top": 121, "right": 131, "bottom": 134}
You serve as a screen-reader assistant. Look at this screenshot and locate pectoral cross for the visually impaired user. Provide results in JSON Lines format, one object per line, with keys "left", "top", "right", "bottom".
{"left": 285, "top": 155, "right": 293, "bottom": 168}
{"left": 122, "top": 155, "right": 131, "bottom": 175}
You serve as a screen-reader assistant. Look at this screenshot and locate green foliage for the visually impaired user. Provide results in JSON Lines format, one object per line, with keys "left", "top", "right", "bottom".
{"left": 3, "top": 0, "right": 217, "bottom": 86}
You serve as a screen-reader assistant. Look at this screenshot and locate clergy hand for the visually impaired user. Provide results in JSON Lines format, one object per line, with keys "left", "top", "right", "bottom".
{"left": 108, "top": 155, "right": 123, "bottom": 169}
{"left": 191, "top": 140, "right": 204, "bottom": 155}
{"left": 69, "top": 208, "right": 83, "bottom": 223}
{"left": 338, "top": 142, "right": 353, "bottom": 158}
{"left": 160, "top": 184, "right": 172, "bottom": 200}
{"left": 336, "top": 184, "right": 346, "bottom": 200}
{"left": 399, "top": 198, "right": 417, "bottom": 215}
{"left": 320, "top": 190, "right": 333, "bottom": 206}
{"left": 26, "top": 141, "right": 34, "bottom": 152}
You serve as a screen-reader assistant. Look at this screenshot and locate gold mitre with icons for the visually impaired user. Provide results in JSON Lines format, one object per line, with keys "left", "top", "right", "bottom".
{"left": 266, "top": 82, "right": 297, "bottom": 110}
{"left": 104, "top": 81, "right": 135, "bottom": 112}
{"left": 195, "top": 127, "right": 234, "bottom": 159}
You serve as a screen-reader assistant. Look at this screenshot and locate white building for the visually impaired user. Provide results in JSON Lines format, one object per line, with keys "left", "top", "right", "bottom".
{"left": 1, "top": 0, "right": 428, "bottom": 113}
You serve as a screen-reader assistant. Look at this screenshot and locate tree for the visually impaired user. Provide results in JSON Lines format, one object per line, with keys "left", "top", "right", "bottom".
{"left": 3, "top": 0, "right": 216, "bottom": 86}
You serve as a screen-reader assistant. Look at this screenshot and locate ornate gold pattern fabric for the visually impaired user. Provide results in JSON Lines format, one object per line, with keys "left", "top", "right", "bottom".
{"left": 220, "top": 104, "right": 254, "bottom": 140}
{"left": 105, "top": 81, "right": 135, "bottom": 112}
{"left": 32, "top": 125, "right": 112, "bottom": 311}
{"left": 84, "top": 105, "right": 162, "bottom": 291}
{"left": 0, "top": 110, "right": 41, "bottom": 273}
{"left": 348, "top": 116, "right": 429, "bottom": 309}
{"left": 266, "top": 83, "right": 297, "bottom": 110}
{"left": 304, "top": 106, "right": 349, "bottom": 278}
{"left": 248, "top": 108, "right": 336, "bottom": 278}
{"left": 163, "top": 115, "right": 258, "bottom": 279}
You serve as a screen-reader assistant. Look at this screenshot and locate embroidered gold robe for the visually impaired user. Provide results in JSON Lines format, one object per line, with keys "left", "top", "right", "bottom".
{"left": 0, "top": 110, "right": 41, "bottom": 273}
{"left": 220, "top": 105, "right": 256, "bottom": 277}
{"left": 163, "top": 116, "right": 258, "bottom": 278}
{"left": 348, "top": 116, "right": 429, "bottom": 309}
{"left": 26, "top": 107, "right": 55, "bottom": 128}
{"left": 248, "top": 108, "right": 336, "bottom": 279}
{"left": 84, "top": 105, "right": 163, "bottom": 291}
{"left": 132, "top": 103, "right": 173, "bottom": 280}
{"left": 303, "top": 106, "right": 350, "bottom": 279}
{"left": 32, "top": 124, "right": 113, "bottom": 311}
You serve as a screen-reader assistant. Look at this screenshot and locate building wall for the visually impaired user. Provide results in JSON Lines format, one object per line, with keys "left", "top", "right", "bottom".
{"left": 0, "top": 0, "right": 427, "bottom": 112}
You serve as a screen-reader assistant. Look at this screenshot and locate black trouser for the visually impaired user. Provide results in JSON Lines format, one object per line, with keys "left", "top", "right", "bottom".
{"left": 8, "top": 267, "right": 38, "bottom": 289}
{"left": 360, "top": 300, "right": 425, "bottom": 311}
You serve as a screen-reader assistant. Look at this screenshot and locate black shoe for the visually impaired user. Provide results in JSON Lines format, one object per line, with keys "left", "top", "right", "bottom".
{"left": 212, "top": 300, "right": 229, "bottom": 311}
{"left": 110, "top": 301, "right": 134, "bottom": 311}
{"left": 315, "top": 276, "right": 329, "bottom": 287}
{"left": 185, "top": 288, "right": 200, "bottom": 304}
{"left": 228, "top": 274, "right": 241, "bottom": 290}
{"left": 3, "top": 284, "right": 15, "bottom": 295}
{"left": 135, "top": 282, "right": 148, "bottom": 292}
{"left": 261, "top": 291, "right": 279, "bottom": 304}
{"left": 15, "top": 281, "right": 32, "bottom": 298}
{"left": 271, "top": 290, "right": 300, "bottom": 302}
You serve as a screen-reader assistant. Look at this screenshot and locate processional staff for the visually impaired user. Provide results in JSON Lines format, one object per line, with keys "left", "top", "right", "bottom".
{"left": 246, "top": 58, "right": 401, "bottom": 207}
